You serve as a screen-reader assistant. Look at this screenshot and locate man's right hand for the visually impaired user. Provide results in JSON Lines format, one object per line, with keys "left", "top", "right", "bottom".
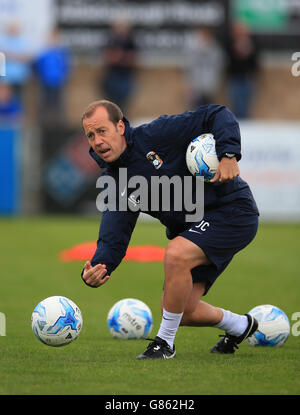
{"left": 82, "top": 261, "right": 110, "bottom": 287}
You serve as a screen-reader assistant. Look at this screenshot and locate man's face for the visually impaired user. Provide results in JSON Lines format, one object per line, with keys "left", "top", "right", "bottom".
{"left": 83, "top": 106, "right": 126, "bottom": 163}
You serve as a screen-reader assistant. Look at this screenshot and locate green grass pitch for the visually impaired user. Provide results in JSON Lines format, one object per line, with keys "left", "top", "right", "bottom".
{"left": 0, "top": 216, "right": 299, "bottom": 395}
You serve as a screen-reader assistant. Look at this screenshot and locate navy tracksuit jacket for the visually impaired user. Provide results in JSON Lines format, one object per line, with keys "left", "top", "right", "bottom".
{"left": 83, "top": 105, "right": 258, "bottom": 281}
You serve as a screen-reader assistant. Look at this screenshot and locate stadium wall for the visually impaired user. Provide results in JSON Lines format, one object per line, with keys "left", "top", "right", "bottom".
{"left": 24, "top": 56, "right": 300, "bottom": 127}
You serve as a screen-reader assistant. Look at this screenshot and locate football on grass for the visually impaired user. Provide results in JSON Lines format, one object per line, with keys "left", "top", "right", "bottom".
{"left": 186, "top": 133, "right": 219, "bottom": 181}
{"left": 246, "top": 304, "right": 290, "bottom": 347}
{"left": 107, "top": 298, "right": 153, "bottom": 339}
{"left": 31, "top": 296, "right": 83, "bottom": 347}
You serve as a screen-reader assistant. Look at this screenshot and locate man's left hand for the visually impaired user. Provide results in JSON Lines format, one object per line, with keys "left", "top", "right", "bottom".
{"left": 210, "top": 156, "right": 240, "bottom": 183}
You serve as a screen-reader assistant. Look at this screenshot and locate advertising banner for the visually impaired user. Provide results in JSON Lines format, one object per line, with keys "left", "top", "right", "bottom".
{"left": 41, "top": 127, "right": 102, "bottom": 213}
{"left": 232, "top": 0, "right": 300, "bottom": 33}
{"left": 0, "top": 0, "right": 55, "bottom": 55}
{"left": 55, "top": 0, "right": 229, "bottom": 56}
{"left": 0, "top": 128, "right": 20, "bottom": 214}
{"left": 239, "top": 121, "right": 300, "bottom": 220}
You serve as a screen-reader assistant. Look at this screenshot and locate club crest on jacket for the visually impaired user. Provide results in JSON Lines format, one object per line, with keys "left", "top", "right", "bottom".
{"left": 146, "top": 151, "right": 163, "bottom": 169}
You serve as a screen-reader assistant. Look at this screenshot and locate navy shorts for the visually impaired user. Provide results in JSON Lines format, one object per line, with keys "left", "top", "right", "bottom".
{"left": 180, "top": 201, "right": 259, "bottom": 295}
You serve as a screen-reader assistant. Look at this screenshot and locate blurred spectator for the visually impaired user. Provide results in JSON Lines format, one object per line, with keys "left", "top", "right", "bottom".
{"left": 184, "top": 27, "right": 224, "bottom": 109}
{"left": 226, "top": 21, "right": 260, "bottom": 119}
{"left": 0, "top": 22, "right": 32, "bottom": 100}
{"left": 0, "top": 82, "right": 23, "bottom": 123}
{"left": 34, "top": 27, "right": 71, "bottom": 127}
{"left": 101, "top": 21, "right": 138, "bottom": 112}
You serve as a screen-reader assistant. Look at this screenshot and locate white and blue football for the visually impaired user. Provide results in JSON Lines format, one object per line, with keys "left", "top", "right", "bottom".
{"left": 31, "top": 296, "right": 83, "bottom": 347}
{"left": 107, "top": 298, "right": 153, "bottom": 339}
{"left": 246, "top": 304, "right": 290, "bottom": 347}
{"left": 186, "top": 133, "right": 219, "bottom": 181}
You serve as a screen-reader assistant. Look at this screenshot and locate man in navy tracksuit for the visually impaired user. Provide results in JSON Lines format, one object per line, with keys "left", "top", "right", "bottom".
{"left": 81, "top": 100, "right": 259, "bottom": 359}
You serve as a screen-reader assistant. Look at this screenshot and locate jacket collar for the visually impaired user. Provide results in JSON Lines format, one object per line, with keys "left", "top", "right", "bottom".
{"left": 89, "top": 117, "right": 133, "bottom": 169}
